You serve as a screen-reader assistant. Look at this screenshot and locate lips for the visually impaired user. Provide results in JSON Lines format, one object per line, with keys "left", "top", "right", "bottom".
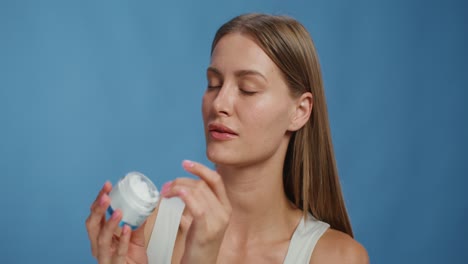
{"left": 208, "top": 123, "right": 238, "bottom": 134}
{"left": 208, "top": 123, "right": 238, "bottom": 140}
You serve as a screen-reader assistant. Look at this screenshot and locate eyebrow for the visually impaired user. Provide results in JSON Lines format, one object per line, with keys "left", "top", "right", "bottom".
{"left": 207, "top": 66, "right": 268, "bottom": 83}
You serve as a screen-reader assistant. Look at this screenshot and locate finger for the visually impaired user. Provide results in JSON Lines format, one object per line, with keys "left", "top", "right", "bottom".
{"left": 86, "top": 193, "right": 111, "bottom": 257}
{"left": 91, "top": 181, "right": 112, "bottom": 211}
{"left": 163, "top": 180, "right": 230, "bottom": 240}
{"left": 97, "top": 209, "right": 123, "bottom": 264}
{"left": 171, "top": 187, "right": 208, "bottom": 219}
{"left": 113, "top": 224, "right": 131, "bottom": 264}
{"left": 176, "top": 187, "right": 229, "bottom": 240}
{"left": 130, "top": 218, "right": 147, "bottom": 247}
{"left": 161, "top": 177, "right": 200, "bottom": 199}
{"left": 182, "top": 160, "right": 230, "bottom": 207}
{"left": 164, "top": 179, "right": 220, "bottom": 219}
{"left": 162, "top": 177, "right": 227, "bottom": 220}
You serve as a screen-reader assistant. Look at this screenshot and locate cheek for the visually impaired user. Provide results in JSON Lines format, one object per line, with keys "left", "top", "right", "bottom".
{"left": 244, "top": 97, "right": 291, "bottom": 136}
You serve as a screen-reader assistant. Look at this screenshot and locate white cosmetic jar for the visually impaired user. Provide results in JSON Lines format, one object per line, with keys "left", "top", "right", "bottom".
{"left": 108, "top": 172, "right": 159, "bottom": 229}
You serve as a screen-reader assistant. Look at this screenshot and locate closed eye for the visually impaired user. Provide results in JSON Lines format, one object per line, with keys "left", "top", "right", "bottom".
{"left": 240, "top": 89, "right": 257, "bottom": 95}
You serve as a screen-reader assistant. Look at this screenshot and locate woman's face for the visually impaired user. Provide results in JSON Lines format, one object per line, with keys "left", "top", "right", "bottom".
{"left": 202, "top": 33, "right": 297, "bottom": 167}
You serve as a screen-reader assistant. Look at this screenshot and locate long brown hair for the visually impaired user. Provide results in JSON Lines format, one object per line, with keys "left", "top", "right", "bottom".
{"left": 211, "top": 13, "right": 353, "bottom": 237}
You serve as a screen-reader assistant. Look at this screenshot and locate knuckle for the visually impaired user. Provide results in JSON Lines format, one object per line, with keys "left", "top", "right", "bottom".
{"left": 197, "top": 236, "right": 210, "bottom": 247}
{"left": 91, "top": 204, "right": 101, "bottom": 214}
{"left": 220, "top": 212, "right": 230, "bottom": 225}
{"left": 193, "top": 208, "right": 206, "bottom": 218}
{"left": 85, "top": 217, "right": 91, "bottom": 228}
{"left": 97, "top": 235, "right": 106, "bottom": 248}
{"left": 117, "top": 247, "right": 127, "bottom": 257}
{"left": 172, "top": 178, "right": 181, "bottom": 185}
{"left": 180, "top": 215, "right": 192, "bottom": 232}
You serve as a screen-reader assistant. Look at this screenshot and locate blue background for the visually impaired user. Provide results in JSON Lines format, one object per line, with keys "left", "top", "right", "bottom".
{"left": 0, "top": 0, "right": 466, "bottom": 263}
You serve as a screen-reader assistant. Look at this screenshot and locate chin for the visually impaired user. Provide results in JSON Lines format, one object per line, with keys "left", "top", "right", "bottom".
{"left": 206, "top": 147, "right": 268, "bottom": 169}
{"left": 206, "top": 148, "right": 228, "bottom": 165}
{"left": 205, "top": 146, "right": 241, "bottom": 166}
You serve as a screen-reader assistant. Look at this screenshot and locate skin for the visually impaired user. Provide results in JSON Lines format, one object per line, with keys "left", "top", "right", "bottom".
{"left": 86, "top": 33, "right": 369, "bottom": 264}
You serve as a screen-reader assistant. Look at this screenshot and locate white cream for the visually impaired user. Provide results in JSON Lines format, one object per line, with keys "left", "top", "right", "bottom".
{"left": 130, "top": 174, "right": 158, "bottom": 203}
{"left": 108, "top": 172, "right": 159, "bottom": 229}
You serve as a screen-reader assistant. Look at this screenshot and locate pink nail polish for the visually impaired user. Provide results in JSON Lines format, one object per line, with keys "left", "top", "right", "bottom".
{"left": 182, "top": 160, "right": 195, "bottom": 169}
{"left": 179, "top": 189, "right": 188, "bottom": 197}
{"left": 161, "top": 181, "right": 172, "bottom": 195}
{"left": 111, "top": 210, "right": 120, "bottom": 220}
{"left": 122, "top": 225, "right": 130, "bottom": 235}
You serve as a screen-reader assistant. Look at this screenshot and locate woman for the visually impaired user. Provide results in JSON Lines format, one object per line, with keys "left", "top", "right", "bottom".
{"left": 86, "top": 13, "right": 369, "bottom": 264}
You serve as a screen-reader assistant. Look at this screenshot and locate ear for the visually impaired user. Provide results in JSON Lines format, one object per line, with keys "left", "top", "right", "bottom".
{"left": 288, "top": 92, "right": 313, "bottom": 132}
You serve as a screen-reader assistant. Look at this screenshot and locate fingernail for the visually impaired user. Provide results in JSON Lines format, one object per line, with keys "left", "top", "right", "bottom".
{"left": 182, "top": 160, "right": 195, "bottom": 169}
{"left": 122, "top": 225, "right": 130, "bottom": 235}
{"left": 103, "top": 181, "right": 112, "bottom": 190}
{"left": 161, "top": 181, "right": 172, "bottom": 195}
{"left": 179, "top": 189, "right": 188, "bottom": 197}
{"left": 111, "top": 210, "right": 120, "bottom": 220}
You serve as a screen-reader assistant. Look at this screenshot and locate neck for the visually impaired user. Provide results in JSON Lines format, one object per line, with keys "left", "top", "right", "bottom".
{"left": 215, "top": 141, "right": 301, "bottom": 244}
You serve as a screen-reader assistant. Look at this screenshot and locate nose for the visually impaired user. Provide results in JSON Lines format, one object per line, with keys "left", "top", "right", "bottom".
{"left": 212, "top": 83, "right": 235, "bottom": 117}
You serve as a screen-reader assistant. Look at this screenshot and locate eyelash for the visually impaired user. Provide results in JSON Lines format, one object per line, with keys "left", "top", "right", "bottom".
{"left": 207, "top": 84, "right": 257, "bottom": 96}
{"left": 240, "top": 89, "right": 256, "bottom": 95}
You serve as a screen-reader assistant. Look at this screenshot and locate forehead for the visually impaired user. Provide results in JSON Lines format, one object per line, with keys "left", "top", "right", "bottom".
{"left": 210, "top": 33, "right": 279, "bottom": 78}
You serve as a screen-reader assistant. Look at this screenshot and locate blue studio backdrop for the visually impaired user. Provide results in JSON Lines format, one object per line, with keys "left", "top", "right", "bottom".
{"left": 0, "top": 0, "right": 466, "bottom": 263}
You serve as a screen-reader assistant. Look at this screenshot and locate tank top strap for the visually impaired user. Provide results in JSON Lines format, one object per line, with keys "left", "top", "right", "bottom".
{"left": 283, "top": 214, "right": 330, "bottom": 264}
{"left": 147, "top": 197, "right": 185, "bottom": 264}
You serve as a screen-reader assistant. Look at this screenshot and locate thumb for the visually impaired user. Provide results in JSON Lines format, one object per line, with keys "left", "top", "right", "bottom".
{"left": 129, "top": 220, "right": 147, "bottom": 247}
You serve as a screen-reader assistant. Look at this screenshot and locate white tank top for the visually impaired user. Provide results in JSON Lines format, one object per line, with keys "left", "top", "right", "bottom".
{"left": 147, "top": 198, "right": 330, "bottom": 264}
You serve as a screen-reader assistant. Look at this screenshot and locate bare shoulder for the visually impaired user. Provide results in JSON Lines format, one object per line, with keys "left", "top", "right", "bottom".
{"left": 310, "top": 228, "right": 369, "bottom": 264}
